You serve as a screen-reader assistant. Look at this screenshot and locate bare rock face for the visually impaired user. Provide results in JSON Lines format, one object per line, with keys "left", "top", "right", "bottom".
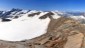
{"left": 28, "top": 12, "right": 41, "bottom": 17}
{"left": 64, "top": 32, "right": 84, "bottom": 48}
{"left": 0, "top": 17, "right": 85, "bottom": 48}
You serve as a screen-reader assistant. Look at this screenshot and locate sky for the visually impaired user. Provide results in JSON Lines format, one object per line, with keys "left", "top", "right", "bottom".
{"left": 0, "top": 0, "right": 85, "bottom": 11}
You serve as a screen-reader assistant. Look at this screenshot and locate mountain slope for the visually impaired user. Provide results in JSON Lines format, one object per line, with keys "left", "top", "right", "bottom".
{"left": 0, "top": 9, "right": 85, "bottom": 48}
{"left": 0, "top": 17, "right": 85, "bottom": 48}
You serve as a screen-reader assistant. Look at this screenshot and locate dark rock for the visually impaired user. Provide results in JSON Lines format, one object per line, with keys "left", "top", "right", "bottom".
{"left": 28, "top": 12, "right": 41, "bottom": 17}
{"left": 2, "top": 18, "right": 11, "bottom": 22}
{"left": 39, "top": 12, "right": 54, "bottom": 19}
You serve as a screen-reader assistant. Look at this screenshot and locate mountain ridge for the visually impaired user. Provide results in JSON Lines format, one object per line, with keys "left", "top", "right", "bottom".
{"left": 0, "top": 8, "right": 85, "bottom": 24}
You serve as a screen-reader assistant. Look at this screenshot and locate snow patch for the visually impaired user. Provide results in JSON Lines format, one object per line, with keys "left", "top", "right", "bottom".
{"left": 51, "top": 11, "right": 61, "bottom": 19}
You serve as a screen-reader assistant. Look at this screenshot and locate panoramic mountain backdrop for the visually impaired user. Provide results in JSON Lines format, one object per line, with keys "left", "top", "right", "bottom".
{"left": 0, "top": 8, "right": 85, "bottom": 48}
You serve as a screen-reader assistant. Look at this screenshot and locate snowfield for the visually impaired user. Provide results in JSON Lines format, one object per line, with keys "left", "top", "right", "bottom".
{"left": 0, "top": 13, "right": 50, "bottom": 41}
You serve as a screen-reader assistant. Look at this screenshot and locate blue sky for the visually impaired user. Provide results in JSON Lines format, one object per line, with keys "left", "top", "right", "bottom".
{"left": 0, "top": 0, "right": 85, "bottom": 11}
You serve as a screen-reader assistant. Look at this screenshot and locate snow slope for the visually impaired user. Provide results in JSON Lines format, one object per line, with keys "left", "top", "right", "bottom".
{"left": 0, "top": 12, "right": 50, "bottom": 41}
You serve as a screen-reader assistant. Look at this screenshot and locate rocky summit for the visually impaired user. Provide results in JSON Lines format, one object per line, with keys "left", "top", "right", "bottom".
{"left": 0, "top": 16, "right": 85, "bottom": 48}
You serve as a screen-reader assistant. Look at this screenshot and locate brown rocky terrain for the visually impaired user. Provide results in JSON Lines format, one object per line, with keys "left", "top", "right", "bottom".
{"left": 0, "top": 17, "right": 85, "bottom": 48}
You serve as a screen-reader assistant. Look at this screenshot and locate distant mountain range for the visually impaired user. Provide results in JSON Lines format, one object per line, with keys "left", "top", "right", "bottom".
{"left": 0, "top": 8, "right": 85, "bottom": 23}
